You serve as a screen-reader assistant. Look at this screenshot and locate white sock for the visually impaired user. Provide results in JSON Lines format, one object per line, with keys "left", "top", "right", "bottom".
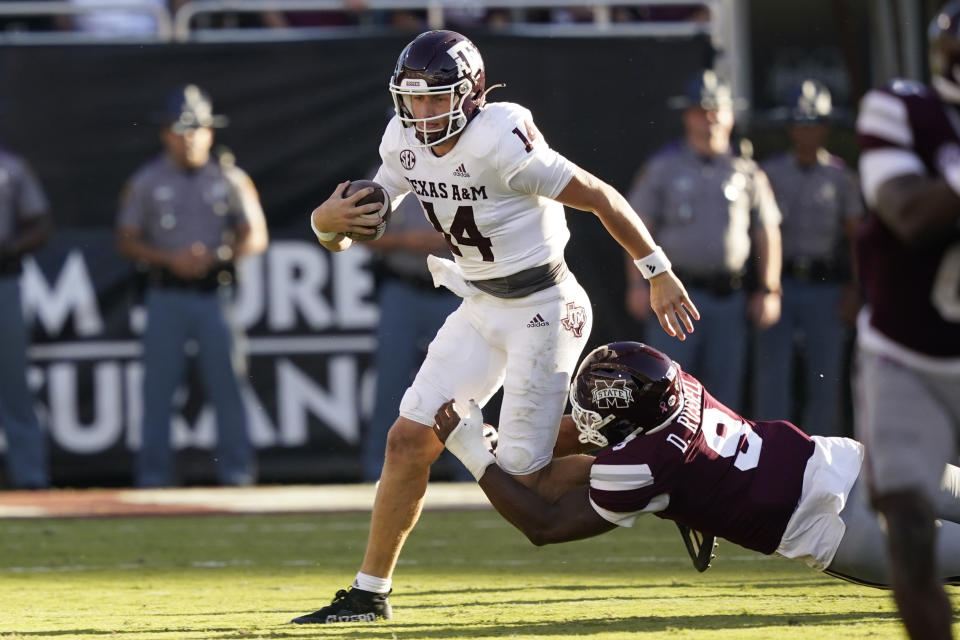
{"left": 353, "top": 572, "right": 391, "bottom": 594}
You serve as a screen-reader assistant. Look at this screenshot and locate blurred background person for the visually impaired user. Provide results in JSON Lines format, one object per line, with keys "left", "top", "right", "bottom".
{"left": 115, "top": 84, "right": 268, "bottom": 487}
{"left": 626, "top": 70, "right": 782, "bottom": 408}
{"left": 61, "top": 0, "right": 168, "bottom": 36}
{"left": 361, "top": 193, "right": 465, "bottom": 483}
{"left": 0, "top": 145, "right": 53, "bottom": 489}
{"left": 853, "top": 2, "right": 960, "bottom": 636}
{"left": 752, "top": 79, "right": 863, "bottom": 436}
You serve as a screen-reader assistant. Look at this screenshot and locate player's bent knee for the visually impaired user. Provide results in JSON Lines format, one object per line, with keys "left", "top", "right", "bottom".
{"left": 385, "top": 418, "right": 444, "bottom": 466}
{"left": 496, "top": 444, "right": 540, "bottom": 476}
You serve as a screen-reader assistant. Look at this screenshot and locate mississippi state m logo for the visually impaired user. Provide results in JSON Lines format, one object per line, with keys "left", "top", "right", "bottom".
{"left": 591, "top": 379, "right": 634, "bottom": 409}
{"left": 561, "top": 302, "right": 586, "bottom": 338}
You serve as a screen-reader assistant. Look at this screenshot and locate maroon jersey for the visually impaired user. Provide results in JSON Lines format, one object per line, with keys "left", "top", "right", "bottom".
{"left": 855, "top": 81, "right": 960, "bottom": 357}
{"left": 589, "top": 371, "right": 815, "bottom": 554}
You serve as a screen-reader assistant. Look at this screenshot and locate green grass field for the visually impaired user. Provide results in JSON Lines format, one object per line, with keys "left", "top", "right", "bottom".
{"left": 1, "top": 508, "right": 955, "bottom": 639}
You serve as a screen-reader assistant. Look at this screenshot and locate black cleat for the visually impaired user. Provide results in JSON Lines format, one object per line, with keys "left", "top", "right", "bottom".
{"left": 290, "top": 587, "right": 392, "bottom": 624}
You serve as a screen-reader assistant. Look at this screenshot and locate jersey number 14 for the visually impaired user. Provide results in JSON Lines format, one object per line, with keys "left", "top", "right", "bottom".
{"left": 422, "top": 201, "right": 495, "bottom": 262}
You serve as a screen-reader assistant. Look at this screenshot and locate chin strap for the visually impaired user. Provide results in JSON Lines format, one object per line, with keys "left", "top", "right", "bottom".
{"left": 480, "top": 83, "right": 506, "bottom": 104}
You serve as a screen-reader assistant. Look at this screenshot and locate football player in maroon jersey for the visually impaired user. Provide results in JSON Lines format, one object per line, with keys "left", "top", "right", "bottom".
{"left": 854, "top": 2, "right": 960, "bottom": 637}
{"left": 434, "top": 342, "right": 960, "bottom": 592}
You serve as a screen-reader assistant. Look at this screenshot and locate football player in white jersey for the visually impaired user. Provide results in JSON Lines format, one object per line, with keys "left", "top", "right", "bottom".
{"left": 295, "top": 30, "right": 699, "bottom": 624}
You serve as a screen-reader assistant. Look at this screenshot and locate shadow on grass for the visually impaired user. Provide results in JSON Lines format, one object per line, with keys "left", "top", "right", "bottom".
{"left": 8, "top": 611, "right": 904, "bottom": 639}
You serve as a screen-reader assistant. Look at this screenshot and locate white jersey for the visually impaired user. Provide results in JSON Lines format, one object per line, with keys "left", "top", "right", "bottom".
{"left": 374, "top": 102, "right": 576, "bottom": 280}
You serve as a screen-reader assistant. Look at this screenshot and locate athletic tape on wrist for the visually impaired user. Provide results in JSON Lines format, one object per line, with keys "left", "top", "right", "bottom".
{"left": 310, "top": 215, "right": 338, "bottom": 242}
{"left": 445, "top": 421, "right": 496, "bottom": 481}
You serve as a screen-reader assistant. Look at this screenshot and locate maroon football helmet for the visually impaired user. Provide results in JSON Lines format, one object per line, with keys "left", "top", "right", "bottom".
{"left": 389, "top": 30, "right": 487, "bottom": 147}
{"left": 930, "top": 1, "right": 960, "bottom": 103}
{"left": 569, "top": 342, "right": 683, "bottom": 448}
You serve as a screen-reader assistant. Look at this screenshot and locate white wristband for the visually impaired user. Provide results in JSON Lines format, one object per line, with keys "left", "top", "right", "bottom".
{"left": 634, "top": 246, "right": 672, "bottom": 279}
{"left": 310, "top": 214, "right": 338, "bottom": 242}
{"left": 444, "top": 400, "right": 496, "bottom": 481}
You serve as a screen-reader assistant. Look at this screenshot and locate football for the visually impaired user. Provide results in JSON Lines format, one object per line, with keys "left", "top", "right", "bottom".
{"left": 341, "top": 179, "right": 391, "bottom": 241}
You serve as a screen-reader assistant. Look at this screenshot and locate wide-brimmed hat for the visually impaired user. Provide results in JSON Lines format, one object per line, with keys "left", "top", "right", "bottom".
{"left": 783, "top": 78, "right": 833, "bottom": 123}
{"left": 668, "top": 70, "right": 747, "bottom": 111}
{"left": 155, "top": 84, "right": 228, "bottom": 133}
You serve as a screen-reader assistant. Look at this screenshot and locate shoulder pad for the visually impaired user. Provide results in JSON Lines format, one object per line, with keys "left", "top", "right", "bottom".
{"left": 379, "top": 115, "right": 407, "bottom": 156}
{"left": 458, "top": 102, "right": 534, "bottom": 159}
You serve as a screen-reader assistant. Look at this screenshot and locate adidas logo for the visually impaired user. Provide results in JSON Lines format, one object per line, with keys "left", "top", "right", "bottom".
{"left": 527, "top": 313, "right": 549, "bottom": 328}
{"left": 326, "top": 613, "right": 377, "bottom": 623}
{"left": 453, "top": 163, "right": 470, "bottom": 178}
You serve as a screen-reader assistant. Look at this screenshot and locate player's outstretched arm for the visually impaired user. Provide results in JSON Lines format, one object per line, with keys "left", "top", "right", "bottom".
{"left": 434, "top": 400, "right": 615, "bottom": 545}
{"left": 309, "top": 181, "right": 384, "bottom": 252}
{"left": 556, "top": 167, "right": 700, "bottom": 340}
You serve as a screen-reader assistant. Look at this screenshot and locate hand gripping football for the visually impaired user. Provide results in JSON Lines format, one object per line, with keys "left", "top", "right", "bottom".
{"left": 342, "top": 179, "right": 391, "bottom": 241}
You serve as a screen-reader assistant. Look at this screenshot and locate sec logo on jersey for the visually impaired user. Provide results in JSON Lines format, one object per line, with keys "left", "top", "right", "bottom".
{"left": 400, "top": 149, "right": 416, "bottom": 170}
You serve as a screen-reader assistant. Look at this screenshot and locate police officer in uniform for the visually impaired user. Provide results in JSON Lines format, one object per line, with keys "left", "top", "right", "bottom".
{"left": 626, "top": 70, "right": 782, "bottom": 408}
{"left": 116, "top": 85, "right": 268, "bottom": 487}
{"left": 753, "top": 80, "right": 863, "bottom": 436}
{"left": 0, "top": 147, "right": 53, "bottom": 489}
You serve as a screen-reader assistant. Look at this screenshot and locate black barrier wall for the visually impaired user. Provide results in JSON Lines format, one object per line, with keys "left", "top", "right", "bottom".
{"left": 0, "top": 35, "right": 708, "bottom": 485}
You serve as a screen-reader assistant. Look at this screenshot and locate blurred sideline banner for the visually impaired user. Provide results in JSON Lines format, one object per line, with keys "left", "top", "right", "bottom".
{"left": 0, "top": 35, "right": 708, "bottom": 485}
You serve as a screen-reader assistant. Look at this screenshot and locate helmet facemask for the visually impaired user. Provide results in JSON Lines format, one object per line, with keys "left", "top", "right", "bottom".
{"left": 390, "top": 76, "right": 475, "bottom": 147}
{"left": 568, "top": 342, "right": 687, "bottom": 450}
{"left": 570, "top": 388, "right": 617, "bottom": 448}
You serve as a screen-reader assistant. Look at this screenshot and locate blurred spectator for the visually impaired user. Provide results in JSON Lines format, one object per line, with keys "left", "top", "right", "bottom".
{"left": 637, "top": 4, "right": 710, "bottom": 22}
{"left": 260, "top": 0, "right": 362, "bottom": 29}
{"left": 63, "top": 0, "right": 168, "bottom": 36}
{"left": 625, "top": 70, "right": 782, "bottom": 408}
{"left": 752, "top": 79, "right": 863, "bottom": 436}
{"left": 361, "top": 193, "right": 465, "bottom": 482}
{"left": 115, "top": 85, "right": 268, "bottom": 487}
{"left": 0, "top": 146, "right": 53, "bottom": 489}
{"left": 389, "top": 10, "right": 426, "bottom": 31}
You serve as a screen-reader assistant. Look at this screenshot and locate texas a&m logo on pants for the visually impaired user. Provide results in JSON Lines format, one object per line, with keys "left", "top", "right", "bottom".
{"left": 561, "top": 301, "right": 586, "bottom": 338}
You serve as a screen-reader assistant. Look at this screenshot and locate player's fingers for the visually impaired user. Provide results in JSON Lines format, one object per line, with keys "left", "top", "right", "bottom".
{"left": 344, "top": 187, "right": 375, "bottom": 205}
{"left": 657, "top": 311, "right": 677, "bottom": 338}
{"left": 333, "top": 181, "right": 351, "bottom": 198}
{"left": 678, "top": 305, "right": 696, "bottom": 335}
{"left": 662, "top": 311, "right": 686, "bottom": 341}
{"left": 684, "top": 296, "right": 701, "bottom": 321}
{"left": 353, "top": 202, "right": 384, "bottom": 216}
{"left": 438, "top": 399, "right": 454, "bottom": 416}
